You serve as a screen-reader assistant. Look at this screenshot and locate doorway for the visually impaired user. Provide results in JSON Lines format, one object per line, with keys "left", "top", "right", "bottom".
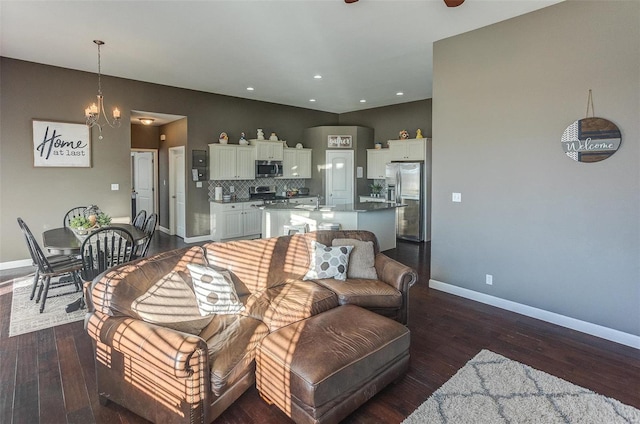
{"left": 325, "top": 150, "right": 354, "bottom": 205}
{"left": 131, "top": 149, "right": 158, "bottom": 219}
{"left": 169, "top": 146, "right": 186, "bottom": 238}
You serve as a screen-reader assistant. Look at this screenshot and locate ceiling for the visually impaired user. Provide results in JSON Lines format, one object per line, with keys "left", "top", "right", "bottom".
{"left": 1, "top": 0, "right": 561, "bottom": 114}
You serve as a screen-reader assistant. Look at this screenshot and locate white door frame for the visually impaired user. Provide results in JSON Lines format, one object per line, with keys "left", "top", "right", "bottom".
{"left": 169, "top": 146, "right": 186, "bottom": 237}
{"left": 131, "top": 148, "right": 158, "bottom": 218}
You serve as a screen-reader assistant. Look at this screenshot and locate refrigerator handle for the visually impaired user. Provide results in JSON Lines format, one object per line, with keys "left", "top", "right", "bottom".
{"left": 395, "top": 168, "right": 401, "bottom": 204}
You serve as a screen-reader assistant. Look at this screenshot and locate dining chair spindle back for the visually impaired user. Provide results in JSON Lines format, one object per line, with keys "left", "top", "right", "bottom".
{"left": 17, "top": 218, "right": 83, "bottom": 313}
{"left": 80, "top": 227, "right": 135, "bottom": 282}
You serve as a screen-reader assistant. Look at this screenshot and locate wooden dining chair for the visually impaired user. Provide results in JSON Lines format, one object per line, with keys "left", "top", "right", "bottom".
{"left": 131, "top": 210, "right": 147, "bottom": 230}
{"left": 132, "top": 213, "right": 158, "bottom": 259}
{"left": 63, "top": 206, "right": 89, "bottom": 228}
{"left": 80, "top": 227, "right": 135, "bottom": 282}
{"left": 17, "top": 218, "right": 83, "bottom": 313}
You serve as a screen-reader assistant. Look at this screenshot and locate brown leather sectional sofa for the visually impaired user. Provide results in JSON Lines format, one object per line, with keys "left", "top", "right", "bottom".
{"left": 84, "top": 230, "right": 418, "bottom": 423}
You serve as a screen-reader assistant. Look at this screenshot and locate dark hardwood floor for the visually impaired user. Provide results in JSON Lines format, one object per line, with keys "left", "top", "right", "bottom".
{"left": 1, "top": 233, "right": 639, "bottom": 423}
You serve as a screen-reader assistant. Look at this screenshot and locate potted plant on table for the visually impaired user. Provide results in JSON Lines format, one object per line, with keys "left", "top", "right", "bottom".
{"left": 70, "top": 212, "right": 111, "bottom": 237}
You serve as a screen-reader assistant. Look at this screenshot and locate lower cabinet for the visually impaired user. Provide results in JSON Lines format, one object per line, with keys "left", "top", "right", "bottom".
{"left": 210, "top": 201, "right": 264, "bottom": 241}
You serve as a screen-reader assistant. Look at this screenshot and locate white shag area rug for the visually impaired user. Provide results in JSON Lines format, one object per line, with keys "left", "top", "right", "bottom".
{"left": 403, "top": 349, "right": 640, "bottom": 424}
{"left": 9, "top": 275, "right": 85, "bottom": 337}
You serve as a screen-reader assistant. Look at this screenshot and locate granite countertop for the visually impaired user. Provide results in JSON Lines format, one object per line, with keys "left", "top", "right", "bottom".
{"left": 210, "top": 197, "right": 257, "bottom": 204}
{"left": 262, "top": 202, "right": 405, "bottom": 212}
{"left": 210, "top": 194, "right": 319, "bottom": 204}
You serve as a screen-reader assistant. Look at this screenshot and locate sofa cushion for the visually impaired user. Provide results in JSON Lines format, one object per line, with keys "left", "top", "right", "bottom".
{"left": 92, "top": 245, "right": 209, "bottom": 317}
{"left": 312, "top": 278, "right": 402, "bottom": 309}
{"left": 242, "top": 280, "right": 339, "bottom": 332}
{"left": 199, "top": 314, "right": 269, "bottom": 396}
{"left": 203, "top": 235, "right": 312, "bottom": 296}
{"left": 187, "top": 264, "right": 245, "bottom": 315}
{"left": 130, "top": 270, "right": 213, "bottom": 335}
{"left": 332, "top": 238, "right": 378, "bottom": 280}
{"left": 304, "top": 242, "right": 353, "bottom": 281}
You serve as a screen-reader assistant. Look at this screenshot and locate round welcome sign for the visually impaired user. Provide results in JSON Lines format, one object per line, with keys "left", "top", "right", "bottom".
{"left": 561, "top": 117, "right": 621, "bottom": 163}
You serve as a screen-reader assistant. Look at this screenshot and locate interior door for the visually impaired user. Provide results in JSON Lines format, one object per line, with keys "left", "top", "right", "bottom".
{"left": 169, "top": 146, "right": 186, "bottom": 238}
{"left": 325, "top": 150, "right": 354, "bottom": 205}
{"left": 132, "top": 151, "right": 154, "bottom": 216}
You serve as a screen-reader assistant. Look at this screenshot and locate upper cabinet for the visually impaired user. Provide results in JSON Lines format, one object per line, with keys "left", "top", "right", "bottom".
{"left": 251, "top": 140, "right": 284, "bottom": 161}
{"left": 282, "top": 148, "right": 312, "bottom": 179}
{"left": 388, "top": 138, "right": 427, "bottom": 161}
{"left": 209, "top": 144, "right": 256, "bottom": 180}
{"left": 366, "top": 149, "right": 391, "bottom": 179}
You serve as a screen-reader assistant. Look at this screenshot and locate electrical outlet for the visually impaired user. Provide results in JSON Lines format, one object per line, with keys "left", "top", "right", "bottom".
{"left": 486, "top": 274, "right": 493, "bottom": 285}
{"left": 452, "top": 192, "right": 462, "bottom": 202}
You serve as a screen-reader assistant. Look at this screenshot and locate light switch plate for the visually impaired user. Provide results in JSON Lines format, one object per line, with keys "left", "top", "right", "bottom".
{"left": 111, "top": 183, "right": 119, "bottom": 191}
{"left": 452, "top": 192, "right": 461, "bottom": 202}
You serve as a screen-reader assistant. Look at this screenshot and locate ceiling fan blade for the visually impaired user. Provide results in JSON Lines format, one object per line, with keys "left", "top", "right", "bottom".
{"left": 444, "top": 0, "right": 465, "bottom": 7}
{"left": 345, "top": 0, "right": 359, "bottom": 3}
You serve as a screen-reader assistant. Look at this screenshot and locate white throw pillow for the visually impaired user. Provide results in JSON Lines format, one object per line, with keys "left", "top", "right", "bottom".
{"left": 187, "top": 264, "right": 245, "bottom": 316}
{"left": 303, "top": 242, "right": 353, "bottom": 281}
{"left": 332, "top": 238, "right": 378, "bottom": 280}
{"left": 131, "top": 270, "right": 213, "bottom": 335}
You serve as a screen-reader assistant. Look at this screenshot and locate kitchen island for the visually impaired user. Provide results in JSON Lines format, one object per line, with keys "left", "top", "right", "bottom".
{"left": 262, "top": 202, "right": 404, "bottom": 251}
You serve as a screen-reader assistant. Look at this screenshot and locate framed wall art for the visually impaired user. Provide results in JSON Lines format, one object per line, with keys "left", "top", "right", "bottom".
{"left": 32, "top": 120, "right": 91, "bottom": 167}
{"left": 328, "top": 135, "right": 352, "bottom": 148}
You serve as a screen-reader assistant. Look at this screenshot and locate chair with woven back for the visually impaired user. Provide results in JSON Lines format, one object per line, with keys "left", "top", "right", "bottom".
{"left": 17, "top": 218, "right": 83, "bottom": 313}
{"left": 131, "top": 210, "right": 147, "bottom": 230}
{"left": 79, "top": 227, "right": 135, "bottom": 283}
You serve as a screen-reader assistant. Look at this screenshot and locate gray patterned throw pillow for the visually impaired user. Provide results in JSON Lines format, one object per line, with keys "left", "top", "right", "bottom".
{"left": 187, "top": 263, "right": 245, "bottom": 316}
{"left": 304, "top": 242, "right": 354, "bottom": 281}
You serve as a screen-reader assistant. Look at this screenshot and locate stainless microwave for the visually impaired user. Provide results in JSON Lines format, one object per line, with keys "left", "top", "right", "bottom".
{"left": 255, "top": 160, "right": 283, "bottom": 178}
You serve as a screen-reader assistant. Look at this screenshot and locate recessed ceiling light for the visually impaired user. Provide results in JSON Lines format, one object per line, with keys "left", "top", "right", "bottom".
{"left": 139, "top": 118, "right": 154, "bottom": 125}
{"left": 360, "top": 99, "right": 366, "bottom": 103}
{"left": 246, "top": 87, "right": 254, "bottom": 91}
{"left": 396, "top": 92, "right": 404, "bottom": 96}
{"left": 314, "top": 75, "right": 322, "bottom": 79}
{"left": 309, "top": 99, "right": 316, "bottom": 102}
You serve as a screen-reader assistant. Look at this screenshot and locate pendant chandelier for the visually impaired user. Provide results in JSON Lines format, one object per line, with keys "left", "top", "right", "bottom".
{"left": 85, "top": 40, "right": 121, "bottom": 140}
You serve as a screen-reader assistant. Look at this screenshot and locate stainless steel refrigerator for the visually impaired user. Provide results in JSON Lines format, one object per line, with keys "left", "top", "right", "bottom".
{"left": 385, "top": 162, "right": 424, "bottom": 241}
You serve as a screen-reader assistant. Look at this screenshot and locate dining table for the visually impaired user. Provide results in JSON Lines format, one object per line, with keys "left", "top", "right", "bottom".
{"left": 43, "top": 224, "right": 148, "bottom": 255}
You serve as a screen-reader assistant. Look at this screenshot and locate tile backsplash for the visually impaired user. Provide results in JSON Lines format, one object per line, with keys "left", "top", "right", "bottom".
{"left": 208, "top": 178, "right": 306, "bottom": 201}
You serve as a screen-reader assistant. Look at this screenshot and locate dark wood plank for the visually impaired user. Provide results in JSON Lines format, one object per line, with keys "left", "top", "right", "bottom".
{"left": 55, "top": 323, "right": 95, "bottom": 423}
{"left": 37, "top": 327, "right": 67, "bottom": 424}
{"left": 13, "top": 331, "right": 39, "bottom": 423}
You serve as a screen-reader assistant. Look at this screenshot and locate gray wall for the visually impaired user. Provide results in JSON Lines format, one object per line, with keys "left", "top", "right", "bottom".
{"left": 0, "top": 58, "right": 335, "bottom": 262}
{"left": 431, "top": 1, "right": 639, "bottom": 336}
{"left": 339, "top": 99, "right": 432, "bottom": 142}
{"left": 302, "top": 126, "right": 374, "bottom": 202}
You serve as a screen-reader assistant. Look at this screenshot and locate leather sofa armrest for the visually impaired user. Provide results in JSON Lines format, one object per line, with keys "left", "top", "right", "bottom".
{"left": 374, "top": 253, "right": 418, "bottom": 293}
{"left": 85, "top": 312, "right": 207, "bottom": 379}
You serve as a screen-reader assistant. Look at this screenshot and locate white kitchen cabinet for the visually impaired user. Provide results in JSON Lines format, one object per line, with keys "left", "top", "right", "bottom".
{"left": 251, "top": 140, "right": 284, "bottom": 161}
{"left": 388, "top": 138, "right": 427, "bottom": 161}
{"left": 210, "top": 200, "right": 264, "bottom": 241}
{"left": 209, "top": 144, "right": 256, "bottom": 180}
{"left": 366, "top": 149, "right": 391, "bottom": 179}
{"left": 282, "top": 148, "right": 312, "bottom": 179}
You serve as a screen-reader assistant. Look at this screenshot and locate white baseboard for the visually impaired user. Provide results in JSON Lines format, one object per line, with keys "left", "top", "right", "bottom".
{"left": 185, "top": 235, "right": 212, "bottom": 244}
{"left": 158, "top": 226, "right": 171, "bottom": 234}
{"left": 429, "top": 279, "right": 640, "bottom": 350}
{"left": 0, "top": 259, "right": 32, "bottom": 271}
